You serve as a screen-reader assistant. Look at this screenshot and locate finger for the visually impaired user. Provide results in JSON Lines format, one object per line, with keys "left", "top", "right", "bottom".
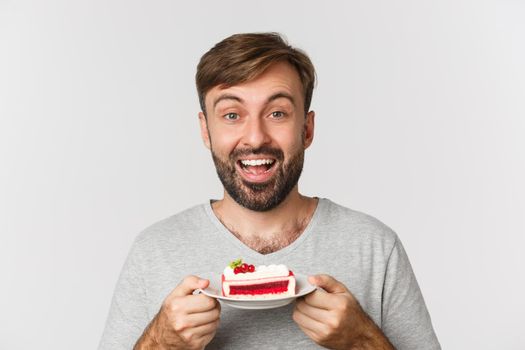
{"left": 302, "top": 289, "right": 335, "bottom": 310}
{"left": 295, "top": 298, "right": 331, "bottom": 324}
{"left": 184, "top": 306, "right": 221, "bottom": 327}
{"left": 190, "top": 319, "right": 220, "bottom": 338}
{"left": 293, "top": 306, "right": 326, "bottom": 337}
{"left": 177, "top": 319, "right": 219, "bottom": 348}
{"left": 171, "top": 275, "right": 210, "bottom": 297}
{"left": 182, "top": 294, "right": 220, "bottom": 314}
{"left": 294, "top": 320, "right": 318, "bottom": 343}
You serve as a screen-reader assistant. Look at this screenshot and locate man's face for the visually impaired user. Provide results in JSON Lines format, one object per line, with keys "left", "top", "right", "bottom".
{"left": 199, "top": 61, "right": 315, "bottom": 211}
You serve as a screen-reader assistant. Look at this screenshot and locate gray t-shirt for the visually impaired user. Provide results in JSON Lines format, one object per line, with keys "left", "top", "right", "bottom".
{"left": 99, "top": 198, "right": 441, "bottom": 349}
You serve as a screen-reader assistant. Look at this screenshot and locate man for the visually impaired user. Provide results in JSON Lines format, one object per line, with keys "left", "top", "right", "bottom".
{"left": 99, "top": 33, "right": 440, "bottom": 350}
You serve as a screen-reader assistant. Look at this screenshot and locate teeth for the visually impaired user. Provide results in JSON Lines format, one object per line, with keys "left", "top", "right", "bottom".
{"left": 240, "top": 159, "right": 275, "bottom": 166}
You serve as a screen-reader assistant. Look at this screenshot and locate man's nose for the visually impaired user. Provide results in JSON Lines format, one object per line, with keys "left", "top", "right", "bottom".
{"left": 241, "top": 117, "right": 271, "bottom": 148}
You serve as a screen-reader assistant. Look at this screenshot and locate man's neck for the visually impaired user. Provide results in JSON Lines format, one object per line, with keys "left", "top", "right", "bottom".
{"left": 211, "top": 189, "right": 318, "bottom": 254}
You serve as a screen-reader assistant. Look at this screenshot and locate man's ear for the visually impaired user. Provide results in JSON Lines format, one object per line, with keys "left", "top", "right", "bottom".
{"left": 303, "top": 110, "right": 315, "bottom": 149}
{"left": 198, "top": 112, "right": 211, "bottom": 149}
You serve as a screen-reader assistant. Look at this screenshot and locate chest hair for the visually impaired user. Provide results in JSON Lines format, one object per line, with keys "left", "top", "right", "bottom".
{"left": 220, "top": 217, "right": 310, "bottom": 255}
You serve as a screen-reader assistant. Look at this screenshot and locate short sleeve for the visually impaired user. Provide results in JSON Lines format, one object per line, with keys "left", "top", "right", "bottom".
{"left": 381, "top": 237, "right": 441, "bottom": 350}
{"left": 98, "top": 240, "right": 152, "bottom": 350}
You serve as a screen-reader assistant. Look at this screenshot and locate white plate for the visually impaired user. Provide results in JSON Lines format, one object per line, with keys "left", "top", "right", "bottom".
{"left": 196, "top": 273, "right": 316, "bottom": 310}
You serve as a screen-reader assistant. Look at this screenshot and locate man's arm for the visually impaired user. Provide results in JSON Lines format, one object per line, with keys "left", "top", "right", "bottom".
{"left": 134, "top": 276, "right": 221, "bottom": 350}
{"left": 293, "top": 274, "right": 395, "bottom": 350}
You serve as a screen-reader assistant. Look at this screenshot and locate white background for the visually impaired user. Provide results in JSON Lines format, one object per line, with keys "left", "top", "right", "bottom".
{"left": 1, "top": 0, "right": 524, "bottom": 349}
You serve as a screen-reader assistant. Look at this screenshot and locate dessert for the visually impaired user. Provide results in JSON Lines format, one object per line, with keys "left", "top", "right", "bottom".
{"left": 221, "top": 259, "right": 296, "bottom": 299}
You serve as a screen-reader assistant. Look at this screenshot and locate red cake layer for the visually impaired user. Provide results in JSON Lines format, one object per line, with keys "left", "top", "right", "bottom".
{"left": 229, "top": 280, "right": 289, "bottom": 295}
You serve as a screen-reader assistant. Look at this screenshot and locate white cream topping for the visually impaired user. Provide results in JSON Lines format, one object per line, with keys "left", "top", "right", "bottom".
{"left": 223, "top": 264, "right": 289, "bottom": 280}
{"left": 240, "top": 159, "right": 275, "bottom": 166}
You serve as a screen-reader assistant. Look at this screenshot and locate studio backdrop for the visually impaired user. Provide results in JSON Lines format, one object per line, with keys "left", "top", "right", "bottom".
{"left": 1, "top": 0, "right": 524, "bottom": 349}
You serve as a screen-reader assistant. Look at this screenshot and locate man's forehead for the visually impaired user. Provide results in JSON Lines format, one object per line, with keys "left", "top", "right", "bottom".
{"left": 205, "top": 62, "right": 303, "bottom": 109}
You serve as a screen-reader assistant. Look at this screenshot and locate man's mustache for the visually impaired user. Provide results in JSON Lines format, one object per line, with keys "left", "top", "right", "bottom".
{"left": 229, "top": 146, "right": 284, "bottom": 162}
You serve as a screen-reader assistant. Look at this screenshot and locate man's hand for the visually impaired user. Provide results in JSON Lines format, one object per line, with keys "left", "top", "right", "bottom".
{"left": 293, "top": 274, "right": 394, "bottom": 350}
{"left": 134, "top": 275, "right": 221, "bottom": 350}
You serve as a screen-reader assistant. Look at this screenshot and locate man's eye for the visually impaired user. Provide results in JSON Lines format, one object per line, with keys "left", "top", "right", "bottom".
{"left": 271, "top": 111, "right": 285, "bottom": 118}
{"left": 224, "top": 113, "right": 239, "bottom": 121}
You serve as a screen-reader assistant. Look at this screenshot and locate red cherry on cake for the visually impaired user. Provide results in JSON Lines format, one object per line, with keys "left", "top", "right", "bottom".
{"left": 234, "top": 266, "right": 241, "bottom": 274}
{"left": 241, "top": 263, "right": 249, "bottom": 273}
{"left": 248, "top": 264, "right": 255, "bottom": 272}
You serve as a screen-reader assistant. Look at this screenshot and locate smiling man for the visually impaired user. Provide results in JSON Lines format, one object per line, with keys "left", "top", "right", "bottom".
{"left": 205, "top": 62, "right": 310, "bottom": 213}
{"left": 99, "top": 33, "right": 441, "bottom": 350}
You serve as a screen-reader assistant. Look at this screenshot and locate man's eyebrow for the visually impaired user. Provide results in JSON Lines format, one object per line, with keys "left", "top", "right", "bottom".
{"left": 213, "top": 94, "right": 243, "bottom": 109}
{"left": 213, "top": 92, "right": 296, "bottom": 109}
{"left": 267, "top": 92, "right": 296, "bottom": 106}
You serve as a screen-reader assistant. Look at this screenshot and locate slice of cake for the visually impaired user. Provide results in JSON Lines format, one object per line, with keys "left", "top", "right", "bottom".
{"left": 221, "top": 258, "right": 296, "bottom": 299}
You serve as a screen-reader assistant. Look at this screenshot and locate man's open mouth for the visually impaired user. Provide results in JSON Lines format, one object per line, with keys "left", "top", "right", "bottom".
{"left": 237, "top": 158, "right": 276, "bottom": 176}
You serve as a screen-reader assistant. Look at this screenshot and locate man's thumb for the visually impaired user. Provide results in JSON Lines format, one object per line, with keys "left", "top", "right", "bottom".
{"left": 172, "top": 275, "right": 209, "bottom": 297}
{"left": 308, "top": 274, "right": 348, "bottom": 294}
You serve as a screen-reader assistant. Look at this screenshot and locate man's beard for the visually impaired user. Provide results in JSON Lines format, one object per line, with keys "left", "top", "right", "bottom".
{"left": 211, "top": 145, "right": 304, "bottom": 212}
